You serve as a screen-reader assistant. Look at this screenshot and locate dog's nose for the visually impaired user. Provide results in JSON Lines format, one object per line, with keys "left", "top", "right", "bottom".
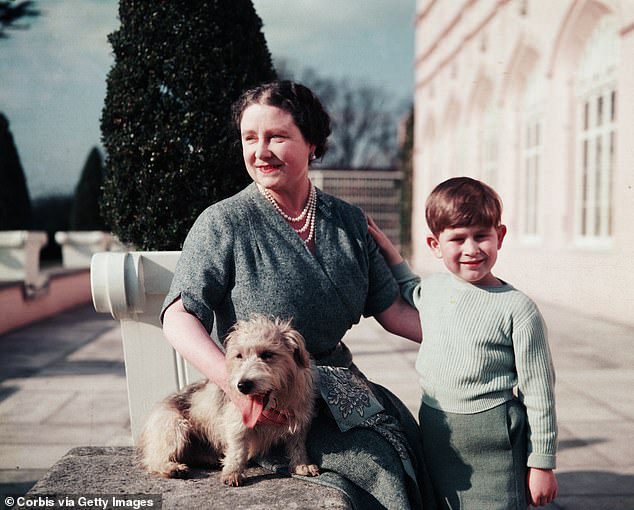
{"left": 237, "top": 380, "right": 254, "bottom": 395}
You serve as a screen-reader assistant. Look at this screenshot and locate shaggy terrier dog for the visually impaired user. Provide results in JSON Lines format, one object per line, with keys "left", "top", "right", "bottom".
{"left": 138, "top": 315, "right": 319, "bottom": 486}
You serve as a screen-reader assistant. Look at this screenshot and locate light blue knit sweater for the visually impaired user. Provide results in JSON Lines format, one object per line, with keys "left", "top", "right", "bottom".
{"left": 392, "top": 262, "right": 557, "bottom": 469}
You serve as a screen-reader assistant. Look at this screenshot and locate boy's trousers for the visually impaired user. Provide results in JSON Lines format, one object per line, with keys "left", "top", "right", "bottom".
{"left": 419, "top": 399, "right": 528, "bottom": 510}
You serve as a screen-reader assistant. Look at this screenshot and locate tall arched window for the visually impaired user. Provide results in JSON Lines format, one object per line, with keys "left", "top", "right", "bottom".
{"left": 521, "top": 72, "right": 545, "bottom": 239}
{"left": 575, "top": 15, "right": 619, "bottom": 241}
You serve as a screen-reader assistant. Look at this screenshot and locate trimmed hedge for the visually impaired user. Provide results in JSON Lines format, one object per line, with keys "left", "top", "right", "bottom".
{"left": 100, "top": 0, "right": 276, "bottom": 250}
{"left": 70, "top": 147, "right": 107, "bottom": 231}
{"left": 0, "top": 112, "right": 31, "bottom": 230}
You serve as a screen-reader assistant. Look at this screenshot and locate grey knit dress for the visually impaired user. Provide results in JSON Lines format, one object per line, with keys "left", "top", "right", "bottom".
{"left": 162, "top": 183, "right": 437, "bottom": 510}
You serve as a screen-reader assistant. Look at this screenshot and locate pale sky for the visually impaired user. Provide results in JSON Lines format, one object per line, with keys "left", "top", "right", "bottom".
{"left": 0, "top": 1, "right": 415, "bottom": 199}
{"left": 254, "top": 0, "right": 415, "bottom": 97}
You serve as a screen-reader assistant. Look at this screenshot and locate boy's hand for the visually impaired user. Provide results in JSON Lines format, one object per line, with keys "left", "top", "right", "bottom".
{"left": 367, "top": 215, "right": 403, "bottom": 265}
{"left": 527, "top": 468, "right": 558, "bottom": 507}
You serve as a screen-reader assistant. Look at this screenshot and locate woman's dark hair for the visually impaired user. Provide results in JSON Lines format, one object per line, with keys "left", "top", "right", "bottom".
{"left": 231, "top": 80, "right": 331, "bottom": 159}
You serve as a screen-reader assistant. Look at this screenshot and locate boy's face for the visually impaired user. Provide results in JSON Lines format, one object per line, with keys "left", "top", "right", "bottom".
{"left": 427, "top": 224, "right": 507, "bottom": 286}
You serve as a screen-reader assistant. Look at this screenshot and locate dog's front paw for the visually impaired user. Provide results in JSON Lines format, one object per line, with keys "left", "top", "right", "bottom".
{"left": 293, "top": 463, "right": 320, "bottom": 477}
{"left": 168, "top": 464, "right": 192, "bottom": 479}
{"left": 150, "top": 462, "right": 190, "bottom": 479}
{"left": 221, "top": 469, "right": 245, "bottom": 487}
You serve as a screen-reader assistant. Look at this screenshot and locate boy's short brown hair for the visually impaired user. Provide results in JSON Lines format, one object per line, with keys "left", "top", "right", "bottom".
{"left": 425, "top": 177, "right": 503, "bottom": 236}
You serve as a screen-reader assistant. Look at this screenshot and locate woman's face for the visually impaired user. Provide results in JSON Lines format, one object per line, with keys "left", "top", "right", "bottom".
{"left": 239, "top": 103, "right": 315, "bottom": 195}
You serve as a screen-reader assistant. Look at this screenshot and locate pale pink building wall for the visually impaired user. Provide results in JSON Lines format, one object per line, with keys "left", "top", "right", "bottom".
{"left": 413, "top": 0, "right": 634, "bottom": 326}
{"left": 0, "top": 271, "right": 92, "bottom": 335}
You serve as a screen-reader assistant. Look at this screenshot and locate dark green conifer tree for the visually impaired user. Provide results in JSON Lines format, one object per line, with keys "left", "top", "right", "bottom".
{"left": 0, "top": 112, "right": 32, "bottom": 229}
{"left": 100, "top": 0, "right": 276, "bottom": 250}
{"left": 70, "top": 147, "right": 107, "bottom": 230}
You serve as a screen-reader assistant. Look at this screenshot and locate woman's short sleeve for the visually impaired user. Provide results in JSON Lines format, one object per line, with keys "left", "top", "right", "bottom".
{"left": 362, "top": 228, "right": 399, "bottom": 317}
{"left": 161, "top": 207, "right": 234, "bottom": 333}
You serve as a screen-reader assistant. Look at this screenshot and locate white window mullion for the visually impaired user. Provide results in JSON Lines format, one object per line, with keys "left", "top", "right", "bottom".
{"left": 598, "top": 110, "right": 609, "bottom": 238}
{"left": 587, "top": 95, "right": 598, "bottom": 236}
{"left": 520, "top": 69, "right": 544, "bottom": 241}
{"left": 576, "top": 101, "right": 586, "bottom": 237}
{"left": 600, "top": 86, "right": 615, "bottom": 237}
{"left": 532, "top": 147, "right": 540, "bottom": 235}
{"left": 523, "top": 121, "right": 540, "bottom": 237}
{"left": 524, "top": 129, "right": 533, "bottom": 234}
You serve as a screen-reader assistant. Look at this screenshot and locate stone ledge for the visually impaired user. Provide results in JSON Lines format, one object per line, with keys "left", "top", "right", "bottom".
{"left": 28, "top": 447, "right": 351, "bottom": 509}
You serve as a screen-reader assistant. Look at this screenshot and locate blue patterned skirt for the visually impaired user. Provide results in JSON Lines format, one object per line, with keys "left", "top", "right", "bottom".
{"left": 261, "top": 364, "right": 438, "bottom": 509}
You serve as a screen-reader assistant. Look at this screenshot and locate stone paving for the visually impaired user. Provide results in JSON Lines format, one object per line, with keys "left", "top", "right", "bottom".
{"left": 1, "top": 302, "right": 633, "bottom": 509}
{"left": 0, "top": 307, "right": 131, "bottom": 495}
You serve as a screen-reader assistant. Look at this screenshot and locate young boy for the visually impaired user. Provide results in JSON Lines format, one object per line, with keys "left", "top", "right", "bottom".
{"left": 369, "top": 177, "right": 558, "bottom": 509}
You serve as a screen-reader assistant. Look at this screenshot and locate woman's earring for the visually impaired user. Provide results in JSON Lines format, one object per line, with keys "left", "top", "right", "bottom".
{"left": 309, "top": 153, "right": 316, "bottom": 161}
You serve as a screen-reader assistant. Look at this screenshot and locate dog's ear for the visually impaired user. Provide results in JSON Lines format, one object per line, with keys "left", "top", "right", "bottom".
{"left": 282, "top": 329, "right": 310, "bottom": 368}
{"left": 224, "top": 320, "right": 244, "bottom": 351}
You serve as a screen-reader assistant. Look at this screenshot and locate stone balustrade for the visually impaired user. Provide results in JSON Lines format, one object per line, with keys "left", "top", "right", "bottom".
{"left": 0, "top": 230, "right": 48, "bottom": 288}
{"left": 54, "top": 231, "right": 117, "bottom": 269}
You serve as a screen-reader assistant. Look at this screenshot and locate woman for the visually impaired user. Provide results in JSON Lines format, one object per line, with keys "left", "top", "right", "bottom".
{"left": 162, "top": 80, "right": 436, "bottom": 509}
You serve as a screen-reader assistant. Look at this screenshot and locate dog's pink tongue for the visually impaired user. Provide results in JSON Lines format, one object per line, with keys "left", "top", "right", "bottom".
{"left": 242, "top": 395, "right": 264, "bottom": 429}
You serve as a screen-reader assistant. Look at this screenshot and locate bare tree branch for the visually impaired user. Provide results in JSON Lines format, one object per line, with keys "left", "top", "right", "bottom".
{"left": 277, "top": 61, "right": 402, "bottom": 168}
{"left": 0, "top": 1, "right": 40, "bottom": 39}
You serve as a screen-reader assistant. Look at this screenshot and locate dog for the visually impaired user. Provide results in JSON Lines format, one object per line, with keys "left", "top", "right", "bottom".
{"left": 138, "top": 315, "right": 319, "bottom": 486}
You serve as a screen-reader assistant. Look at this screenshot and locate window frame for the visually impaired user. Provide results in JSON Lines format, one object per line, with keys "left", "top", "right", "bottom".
{"left": 573, "top": 16, "right": 618, "bottom": 248}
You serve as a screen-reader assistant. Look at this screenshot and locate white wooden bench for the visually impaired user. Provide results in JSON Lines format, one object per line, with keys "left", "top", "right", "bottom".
{"left": 90, "top": 250, "right": 204, "bottom": 441}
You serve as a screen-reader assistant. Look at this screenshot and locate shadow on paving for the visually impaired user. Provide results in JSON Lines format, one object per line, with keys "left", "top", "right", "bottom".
{"left": 0, "top": 306, "right": 117, "bottom": 383}
{"left": 547, "top": 471, "right": 634, "bottom": 510}
{"left": 0, "top": 306, "right": 125, "bottom": 497}
{"left": 0, "top": 471, "right": 46, "bottom": 498}
{"left": 558, "top": 437, "right": 608, "bottom": 450}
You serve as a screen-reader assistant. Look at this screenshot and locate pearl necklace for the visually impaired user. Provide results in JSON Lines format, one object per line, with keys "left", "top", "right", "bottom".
{"left": 258, "top": 183, "right": 317, "bottom": 245}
